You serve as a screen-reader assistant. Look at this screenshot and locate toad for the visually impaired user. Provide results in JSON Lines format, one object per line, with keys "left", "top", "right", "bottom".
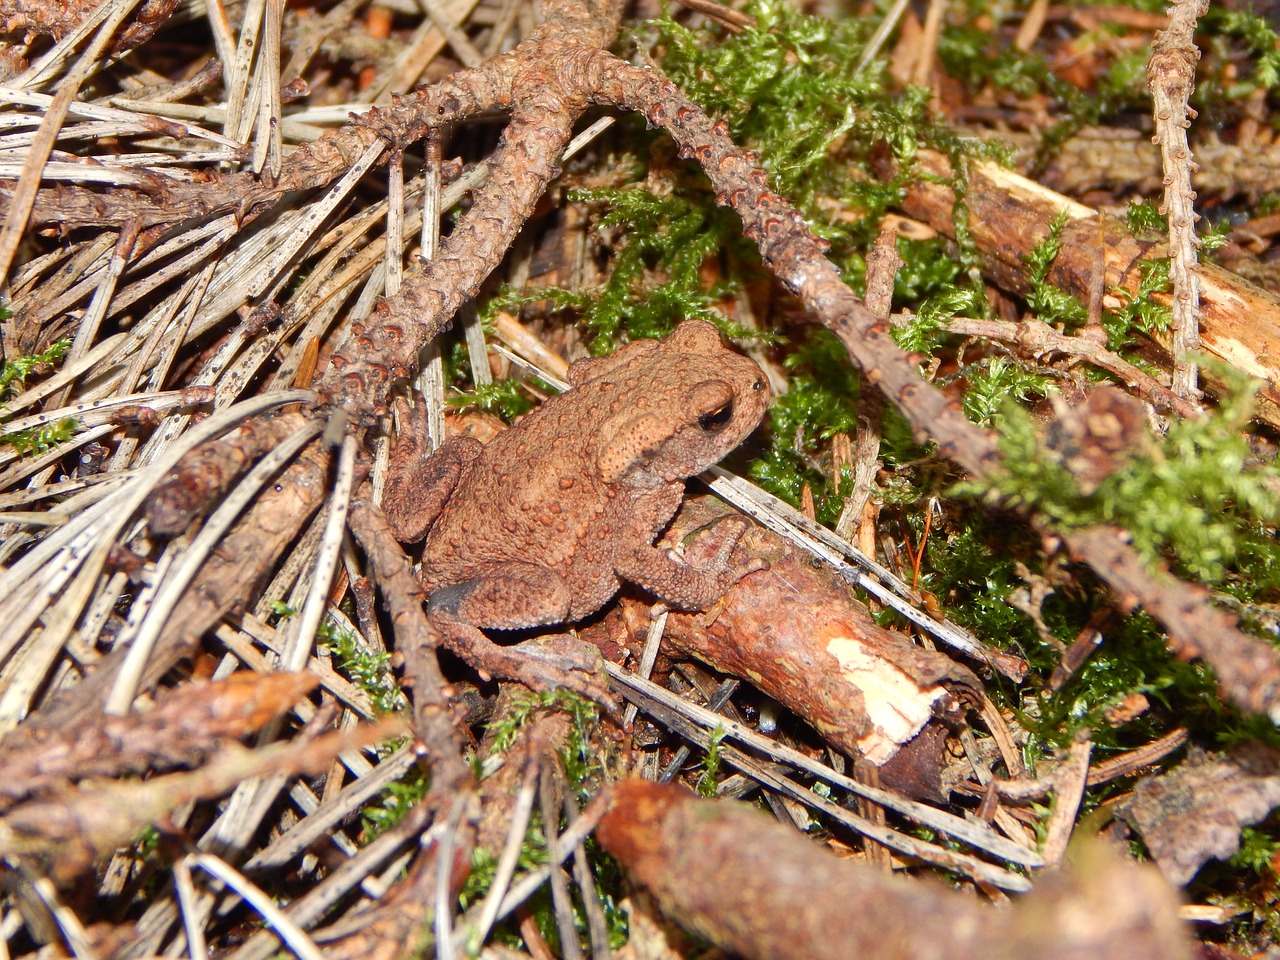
{"left": 384, "top": 319, "right": 771, "bottom": 699}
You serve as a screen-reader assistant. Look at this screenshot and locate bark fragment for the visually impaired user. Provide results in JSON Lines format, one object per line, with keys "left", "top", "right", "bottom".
{"left": 1117, "top": 741, "right": 1280, "bottom": 885}
{"left": 978, "top": 128, "right": 1280, "bottom": 204}
{"left": 0, "top": 717, "right": 404, "bottom": 884}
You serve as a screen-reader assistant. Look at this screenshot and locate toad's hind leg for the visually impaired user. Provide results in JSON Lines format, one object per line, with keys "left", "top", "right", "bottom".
{"left": 427, "top": 564, "right": 615, "bottom": 708}
{"left": 427, "top": 562, "right": 573, "bottom": 630}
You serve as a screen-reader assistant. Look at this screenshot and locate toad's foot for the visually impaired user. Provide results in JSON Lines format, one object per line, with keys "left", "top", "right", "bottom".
{"left": 685, "top": 514, "right": 769, "bottom": 584}
{"left": 431, "top": 613, "right": 618, "bottom": 711}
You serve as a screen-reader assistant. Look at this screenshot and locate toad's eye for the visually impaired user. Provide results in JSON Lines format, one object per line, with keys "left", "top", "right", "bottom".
{"left": 698, "top": 400, "right": 734, "bottom": 432}
{"left": 752, "top": 377, "right": 764, "bottom": 391}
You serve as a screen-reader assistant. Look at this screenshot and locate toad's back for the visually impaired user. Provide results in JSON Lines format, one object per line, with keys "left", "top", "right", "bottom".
{"left": 419, "top": 320, "right": 771, "bottom": 626}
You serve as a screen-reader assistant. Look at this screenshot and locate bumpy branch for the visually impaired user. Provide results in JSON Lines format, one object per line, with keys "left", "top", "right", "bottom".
{"left": 1148, "top": 0, "right": 1209, "bottom": 400}
{"left": 323, "top": 92, "right": 580, "bottom": 418}
{"left": 0, "top": 0, "right": 622, "bottom": 233}
{"left": 0, "top": 56, "right": 499, "bottom": 230}
{"left": 592, "top": 60, "right": 1001, "bottom": 477}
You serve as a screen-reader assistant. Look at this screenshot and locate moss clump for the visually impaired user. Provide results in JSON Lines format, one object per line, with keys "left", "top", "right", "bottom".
{"left": 0, "top": 417, "right": 76, "bottom": 457}
{"left": 322, "top": 619, "right": 405, "bottom": 716}
{"left": 566, "top": 185, "right": 751, "bottom": 349}
{"left": 0, "top": 336, "right": 69, "bottom": 398}
{"left": 0, "top": 336, "right": 76, "bottom": 457}
{"left": 449, "top": 378, "right": 538, "bottom": 421}
{"left": 966, "top": 375, "right": 1280, "bottom": 594}
{"left": 487, "top": 689, "right": 602, "bottom": 792}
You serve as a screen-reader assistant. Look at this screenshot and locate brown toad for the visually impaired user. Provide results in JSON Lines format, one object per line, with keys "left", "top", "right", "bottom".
{"left": 384, "top": 319, "right": 771, "bottom": 697}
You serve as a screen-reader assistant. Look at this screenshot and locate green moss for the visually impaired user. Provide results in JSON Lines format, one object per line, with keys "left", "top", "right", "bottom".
{"left": 449, "top": 379, "right": 537, "bottom": 421}
{"left": 1207, "top": 9, "right": 1280, "bottom": 95}
{"left": 1125, "top": 199, "right": 1167, "bottom": 237}
{"left": 749, "top": 328, "right": 862, "bottom": 524}
{"left": 962, "top": 373, "right": 1280, "bottom": 592}
{"left": 324, "top": 615, "right": 420, "bottom": 837}
{"left": 1035, "top": 611, "right": 1218, "bottom": 749}
{"left": 1200, "top": 219, "right": 1233, "bottom": 257}
{"left": 937, "top": 27, "right": 1119, "bottom": 138}
{"left": 642, "top": 0, "right": 1007, "bottom": 274}
{"left": 648, "top": 0, "right": 898, "bottom": 242}
{"left": 567, "top": 185, "right": 748, "bottom": 349}
{"left": 461, "top": 842, "right": 549, "bottom": 911}
{"left": 892, "top": 237, "right": 973, "bottom": 306}
{"left": 774, "top": 329, "right": 862, "bottom": 439}
{"left": 918, "top": 515, "right": 1222, "bottom": 761}
{"left": 321, "top": 619, "right": 405, "bottom": 716}
{"left": 696, "top": 725, "right": 727, "bottom": 797}
{"left": 487, "top": 689, "right": 602, "bottom": 793}
{"left": 918, "top": 520, "right": 1047, "bottom": 658}
{"left": 1104, "top": 258, "right": 1172, "bottom": 351}
{"left": 1024, "top": 211, "right": 1088, "bottom": 329}
{"left": 0, "top": 337, "right": 77, "bottom": 456}
{"left": 1256, "top": 192, "right": 1280, "bottom": 218}
{"left": 462, "top": 697, "right": 626, "bottom": 954}
{"left": 462, "top": 833, "right": 628, "bottom": 954}
{"left": 1099, "top": 48, "right": 1151, "bottom": 102}
{"left": 0, "top": 336, "right": 68, "bottom": 398}
{"left": 362, "top": 770, "right": 430, "bottom": 838}
{"left": 960, "top": 357, "right": 1049, "bottom": 427}
{"left": 0, "top": 417, "right": 76, "bottom": 457}
{"left": 893, "top": 283, "right": 987, "bottom": 356}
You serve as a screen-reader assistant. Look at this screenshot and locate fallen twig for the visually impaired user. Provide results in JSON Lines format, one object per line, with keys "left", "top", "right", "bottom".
{"left": 599, "top": 780, "right": 1191, "bottom": 960}
{"left": 1147, "top": 0, "right": 1209, "bottom": 399}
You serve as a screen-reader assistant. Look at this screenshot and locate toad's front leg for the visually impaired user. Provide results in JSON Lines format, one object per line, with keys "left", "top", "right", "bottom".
{"left": 381, "top": 395, "right": 482, "bottom": 543}
{"left": 614, "top": 515, "right": 766, "bottom": 611}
